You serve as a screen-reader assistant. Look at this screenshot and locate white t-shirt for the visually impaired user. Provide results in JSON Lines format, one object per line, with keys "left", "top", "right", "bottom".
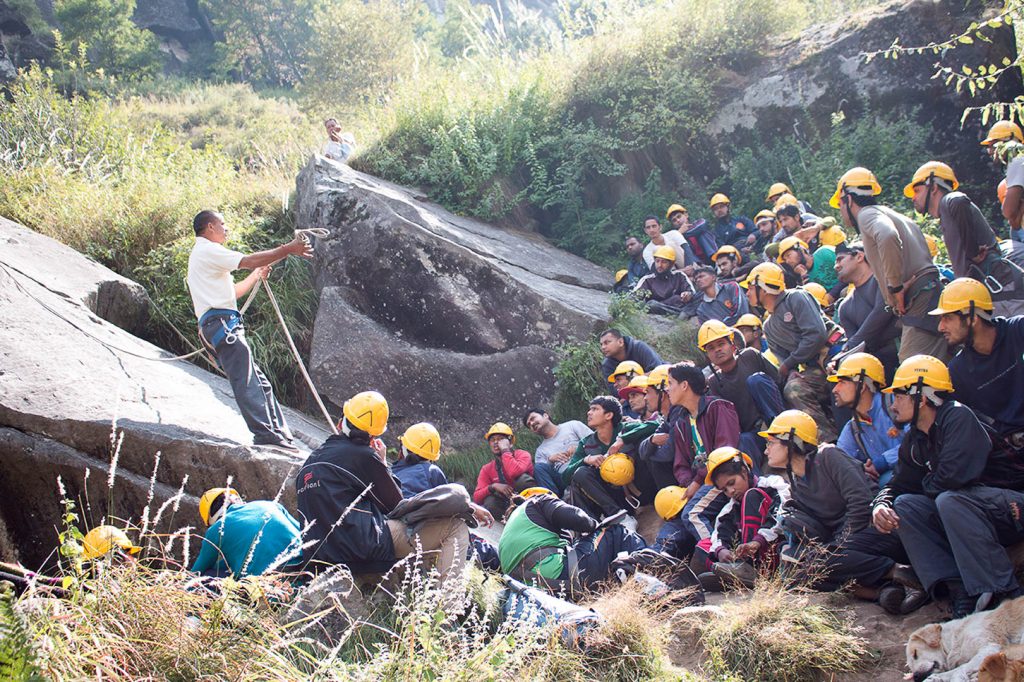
{"left": 642, "top": 230, "right": 688, "bottom": 270}
{"left": 187, "top": 237, "right": 245, "bottom": 319}
{"left": 1006, "top": 156, "right": 1024, "bottom": 190}
{"left": 534, "top": 420, "right": 593, "bottom": 472}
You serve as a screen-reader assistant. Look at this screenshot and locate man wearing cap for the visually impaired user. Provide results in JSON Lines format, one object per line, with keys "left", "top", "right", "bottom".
{"left": 874, "top": 355, "right": 1024, "bottom": 618}
{"left": 829, "top": 353, "right": 904, "bottom": 487}
{"left": 709, "top": 193, "right": 756, "bottom": 250}
{"left": 525, "top": 409, "right": 592, "bottom": 496}
{"left": 981, "top": 121, "right": 1024, "bottom": 234}
{"left": 834, "top": 241, "right": 900, "bottom": 380}
{"left": 641, "top": 215, "right": 692, "bottom": 271}
{"left": 598, "top": 328, "right": 664, "bottom": 380}
{"left": 741, "top": 262, "right": 837, "bottom": 442}
{"left": 687, "top": 264, "right": 749, "bottom": 325}
{"left": 632, "top": 245, "right": 697, "bottom": 316}
{"left": 908, "top": 161, "right": 1024, "bottom": 318}
{"left": 832, "top": 167, "right": 949, "bottom": 362}
{"left": 474, "top": 423, "right": 536, "bottom": 520}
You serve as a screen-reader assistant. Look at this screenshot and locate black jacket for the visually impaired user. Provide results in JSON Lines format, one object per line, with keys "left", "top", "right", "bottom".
{"left": 873, "top": 401, "right": 991, "bottom": 510}
{"left": 599, "top": 336, "right": 665, "bottom": 379}
{"left": 296, "top": 433, "right": 403, "bottom": 573}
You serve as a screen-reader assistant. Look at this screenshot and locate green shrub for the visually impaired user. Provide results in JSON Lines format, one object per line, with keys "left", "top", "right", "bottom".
{"left": 54, "top": 0, "right": 162, "bottom": 80}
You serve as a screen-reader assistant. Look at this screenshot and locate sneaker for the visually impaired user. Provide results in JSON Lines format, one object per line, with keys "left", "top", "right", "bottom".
{"left": 619, "top": 515, "right": 638, "bottom": 534}
{"left": 712, "top": 561, "right": 758, "bottom": 589}
{"left": 255, "top": 440, "right": 301, "bottom": 455}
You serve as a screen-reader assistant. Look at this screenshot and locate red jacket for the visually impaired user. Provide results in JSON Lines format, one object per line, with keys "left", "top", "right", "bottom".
{"left": 672, "top": 396, "right": 740, "bottom": 487}
{"left": 473, "top": 449, "right": 534, "bottom": 503}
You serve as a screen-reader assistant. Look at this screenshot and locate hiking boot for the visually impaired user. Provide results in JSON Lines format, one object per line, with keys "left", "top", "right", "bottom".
{"left": 945, "top": 581, "right": 976, "bottom": 620}
{"left": 255, "top": 440, "right": 302, "bottom": 455}
{"left": 899, "top": 586, "right": 931, "bottom": 615}
{"left": 890, "top": 563, "right": 924, "bottom": 591}
{"left": 877, "top": 583, "right": 905, "bottom": 615}
{"left": 712, "top": 561, "right": 757, "bottom": 589}
{"left": 698, "top": 571, "right": 723, "bottom": 592}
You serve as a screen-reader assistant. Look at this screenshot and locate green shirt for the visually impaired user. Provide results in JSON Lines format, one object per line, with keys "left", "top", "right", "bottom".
{"left": 498, "top": 503, "right": 565, "bottom": 579}
{"left": 561, "top": 425, "right": 622, "bottom": 484}
{"left": 809, "top": 245, "right": 838, "bottom": 291}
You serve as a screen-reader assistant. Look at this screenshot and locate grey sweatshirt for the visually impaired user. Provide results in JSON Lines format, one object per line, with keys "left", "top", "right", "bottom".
{"left": 856, "top": 205, "right": 936, "bottom": 307}
{"left": 786, "top": 445, "right": 875, "bottom": 538}
{"left": 763, "top": 288, "right": 828, "bottom": 369}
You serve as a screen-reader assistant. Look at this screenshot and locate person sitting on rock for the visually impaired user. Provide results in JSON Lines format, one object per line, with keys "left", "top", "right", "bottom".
{"left": 699, "top": 320, "right": 783, "bottom": 468}
{"left": 187, "top": 210, "right": 312, "bottom": 455}
{"left": 777, "top": 232, "right": 838, "bottom": 292}
{"left": 874, "top": 355, "right": 1024, "bottom": 618}
{"left": 81, "top": 525, "right": 141, "bottom": 563}
{"left": 498, "top": 487, "right": 645, "bottom": 596}
{"left": 692, "top": 447, "right": 789, "bottom": 591}
{"left": 653, "top": 363, "right": 741, "bottom": 559}
{"left": 524, "top": 408, "right": 592, "bottom": 497}
{"left": 762, "top": 411, "right": 925, "bottom": 613}
{"left": 686, "top": 264, "right": 749, "bottom": 325}
{"left": 618, "top": 375, "right": 651, "bottom": 422}
{"left": 712, "top": 244, "right": 742, "bottom": 281}
{"left": 191, "top": 487, "right": 303, "bottom": 578}
{"left": 828, "top": 353, "right": 903, "bottom": 487}
{"left": 608, "top": 365, "right": 680, "bottom": 491}
{"left": 473, "top": 422, "right": 536, "bottom": 520}
{"left": 598, "top": 328, "right": 664, "bottom": 380}
{"left": 322, "top": 118, "right": 356, "bottom": 163}
{"left": 640, "top": 214, "right": 692, "bottom": 271}
{"left": 391, "top": 423, "right": 449, "bottom": 498}
{"left": 296, "top": 391, "right": 492, "bottom": 586}
{"left": 834, "top": 241, "right": 900, "bottom": 381}
{"left": 632, "top": 245, "right": 697, "bottom": 316}
{"left": 709, "top": 193, "right": 757, "bottom": 253}
{"left": 734, "top": 313, "right": 768, "bottom": 353}
{"left": 563, "top": 396, "right": 637, "bottom": 530}
{"left": 607, "top": 360, "right": 645, "bottom": 393}
{"left": 623, "top": 235, "right": 651, "bottom": 288}
{"left": 741, "top": 262, "right": 838, "bottom": 443}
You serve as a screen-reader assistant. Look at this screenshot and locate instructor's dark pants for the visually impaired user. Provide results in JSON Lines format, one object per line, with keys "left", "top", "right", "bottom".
{"left": 202, "top": 316, "right": 290, "bottom": 445}
{"left": 783, "top": 511, "right": 905, "bottom": 590}
{"left": 895, "top": 486, "right": 1024, "bottom": 597}
{"left": 568, "top": 465, "right": 628, "bottom": 520}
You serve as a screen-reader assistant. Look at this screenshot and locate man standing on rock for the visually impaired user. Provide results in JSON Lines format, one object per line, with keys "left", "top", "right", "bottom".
{"left": 187, "top": 210, "right": 312, "bottom": 454}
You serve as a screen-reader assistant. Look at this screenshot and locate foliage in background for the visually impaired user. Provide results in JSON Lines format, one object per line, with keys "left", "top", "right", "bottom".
{"left": 53, "top": 0, "right": 161, "bottom": 81}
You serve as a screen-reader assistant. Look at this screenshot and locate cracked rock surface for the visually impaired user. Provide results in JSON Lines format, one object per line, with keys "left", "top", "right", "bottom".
{"left": 294, "top": 156, "right": 613, "bottom": 445}
{"left": 0, "top": 218, "right": 328, "bottom": 567}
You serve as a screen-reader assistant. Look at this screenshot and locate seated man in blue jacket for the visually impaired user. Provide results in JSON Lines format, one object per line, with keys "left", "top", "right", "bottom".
{"left": 828, "top": 353, "right": 904, "bottom": 486}
{"left": 191, "top": 487, "right": 303, "bottom": 578}
{"left": 391, "top": 422, "right": 449, "bottom": 498}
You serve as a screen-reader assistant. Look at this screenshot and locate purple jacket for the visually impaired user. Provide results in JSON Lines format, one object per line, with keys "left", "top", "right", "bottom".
{"left": 672, "top": 396, "right": 741, "bottom": 487}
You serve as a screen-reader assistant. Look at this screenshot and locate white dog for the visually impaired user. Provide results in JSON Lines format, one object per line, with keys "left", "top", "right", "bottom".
{"left": 905, "top": 596, "right": 1024, "bottom": 681}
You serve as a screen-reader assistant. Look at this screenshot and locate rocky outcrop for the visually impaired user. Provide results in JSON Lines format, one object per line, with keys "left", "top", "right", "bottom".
{"left": 0, "top": 220, "right": 329, "bottom": 569}
{"left": 295, "top": 156, "right": 612, "bottom": 445}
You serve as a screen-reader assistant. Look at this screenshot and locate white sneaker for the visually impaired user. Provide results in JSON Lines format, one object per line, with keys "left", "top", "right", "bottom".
{"left": 619, "top": 515, "right": 638, "bottom": 533}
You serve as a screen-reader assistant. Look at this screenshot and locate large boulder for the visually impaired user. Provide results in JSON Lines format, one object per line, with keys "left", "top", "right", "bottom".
{"left": 0, "top": 220, "right": 329, "bottom": 569}
{"left": 294, "top": 156, "right": 612, "bottom": 445}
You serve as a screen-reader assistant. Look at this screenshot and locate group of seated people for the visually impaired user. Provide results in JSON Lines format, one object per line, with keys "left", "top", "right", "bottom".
{"left": 83, "top": 123, "right": 1024, "bottom": 624}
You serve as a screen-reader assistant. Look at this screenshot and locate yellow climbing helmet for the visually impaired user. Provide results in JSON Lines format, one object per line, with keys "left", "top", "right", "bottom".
{"left": 773, "top": 193, "right": 799, "bottom": 211}
{"left": 600, "top": 453, "right": 635, "bottom": 486}
{"left": 666, "top": 203, "right": 687, "bottom": 220}
{"left": 608, "top": 360, "right": 645, "bottom": 383}
{"left": 654, "top": 486, "right": 688, "bottom": 520}
{"left": 618, "top": 374, "right": 650, "bottom": 399}
{"left": 928, "top": 277, "right": 993, "bottom": 316}
{"left": 818, "top": 224, "right": 847, "bottom": 247}
{"left": 883, "top": 355, "right": 954, "bottom": 394}
{"left": 199, "top": 487, "right": 239, "bottom": 526}
{"left": 705, "top": 446, "right": 754, "bottom": 485}
{"left": 343, "top": 391, "right": 389, "bottom": 436}
{"left": 697, "top": 319, "right": 736, "bottom": 351}
{"left": 830, "top": 167, "right": 882, "bottom": 209}
{"left": 904, "top": 161, "right": 959, "bottom": 198}
{"left": 981, "top": 120, "right": 1024, "bottom": 146}
{"left": 82, "top": 525, "right": 142, "bottom": 560}
{"left": 758, "top": 410, "right": 819, "bottom": 448}
{"left": 652, "top": 245, "right": 677, "bottom": 262}
{"left": 766, "top": 182, "right": 793, "bottom": 203}
{"left": 754, "top": 209, "right": 777, "bottom": 224}
{"left": 519, "top": 487, "right": 553, "bottom": 498}
{"left": 711, "top": 244, "right": 743, "bottom": 265}
{"left": 739, "top": 262, "right": 786, "bottom": 292}
{"left": 777, "top": 236, "right": 809, "bottom": 263}
{"left": 645, "top": 364, "right": 672, "bottom": 391}
{"left": 709, "top": 193, "right": 730, "bottom": 208}
{"left": 484, "top": 422, "right": 515, "bottom": 443}
{"left": 827, "top": 352, "right": 886, "bottom": 389}
{"left": 615, "top": 269, "right": 628, "bottom": 284}
{"left": 400, "top": 422, "right": 442, "bottom": 461}
{"left": 734, "top": 313, "right": 763, "bottom": 329}
{"left": 802, "top": 283, "right": 829, "bottom": 308}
